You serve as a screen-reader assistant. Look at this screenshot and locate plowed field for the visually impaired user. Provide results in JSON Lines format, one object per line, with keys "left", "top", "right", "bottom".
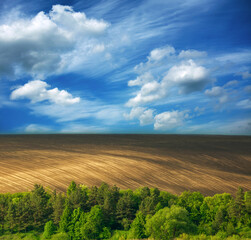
{"left": 0, "top": 134, "right": 250, "bottom": 195}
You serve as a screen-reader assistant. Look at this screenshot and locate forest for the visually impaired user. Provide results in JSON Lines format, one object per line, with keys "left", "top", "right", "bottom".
{"left": 0, "top": 182, "right": 250, "bottom": 240}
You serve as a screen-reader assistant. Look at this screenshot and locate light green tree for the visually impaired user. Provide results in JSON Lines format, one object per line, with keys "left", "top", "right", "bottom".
{"left": 43, "top": 220, "right": 56, "bottom": 239}
{"left": 145, "top": 205, "right": 196, "bottom": 240}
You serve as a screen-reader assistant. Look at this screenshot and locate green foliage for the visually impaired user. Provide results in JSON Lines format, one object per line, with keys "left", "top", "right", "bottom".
{"left": 67, "top": 181, "right": 88, "bottom": 210}
{"left": 145, "top": 205, "right": 196, "bottom": 240}
{"left": 43, "top": 221, "right": 55, "bottom": 239}
{"left": 116, "top": 190, "right": 137, "bottom": 229}
{"left": 51, "top": 192, "right": 65, "bottom": 225}
{"left": 50, "top": 232, "right": 70, "bottom": 240}
{"left": 59, "top": 204, "right": 71, "bottom": 233}
{"left": 80, "top": 205, "right": 104, "bottom": 239}
{"left": 0, "top": 183, "right": 250, "bottom": 240}
{"left": 177, "top": 191, "right": 204, "bottom": 224}
{"left": 127, "top": 211, "right": 146, "bottom": 239}
{"left": 109, "top": 230, "right": 127, "bottom": 240}
{"left": 30, "top": 185, "right": 53, "bottom": 229}
{"left": 0, "top": 232, "right": 40, "bottom": 240}
{"left": 99, "top": 227, "right": 111, "bottom": 239}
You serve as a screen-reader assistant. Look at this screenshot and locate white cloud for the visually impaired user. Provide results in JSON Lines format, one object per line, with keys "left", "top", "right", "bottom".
{"left": 163, "top": 59, "right": 209, "bottom": 94}
{"left": 124, "top": 107, "right": 154, "bottom": 126}
{"left": 128, "top": 72, "right": 155, "bottom": 87}
{"left": 60, "top": 123, "right": 107, "bottom": 133}
{"left": 148, "top": 46, "right": 175, "bottom": 62}
{"left": 139, "top": 109, "right": 154, "bottom": 126}
{"left": 154, "top": 110, "right": 189, "bottom": 130}
{"left": 123, "top": 107, "right": 146, "bottom": 120}
{"left": 236, "top": 99, "right": 251, "bottom": 109}
{"left": 127, "top": 45, "right": 211, "bottom": 109}
{"left": 94, "top": 106, "right": 125, "bottom": 125}
{"left": 205, "top": 86, "right": 223, "bottom": 97}
{"left": 125, "top": 46, "right": 211, "bottom": 130}
{"left": 178, "top": 49, "right": 207, "bottom": 59}
{"left": 24, "top": 124, "right": 52, "bottom": 133}
{"left": 224, "top": 80, "right": 238, "bottom": 87}
{"left": 216, "top": 50, "right": 251, "bottom": 64}
{"left": 127, "top": 59, "right": 209, "bottom": 107}
{"left": 49, "top": 5, "right": 109, "bottom": 36}
{"left": 92, "top": 44, "right": 105, "bottom": 53}
{"left": 27, "top": 98, "right": 125, "bottom": 125}
{"left": 184, "top": 119, "right": 251, "bottom": 135}
{"left": 0, "top": 5, "right": 109, "bottom": 79}
{"left": 204, "top": 86, "right": 229, "bottom": 105}
{"left": 126, "top": 81, "right": 165, "bottom": 107}
{"left": 10, "top": 80, "right": 80, "bottom": 105}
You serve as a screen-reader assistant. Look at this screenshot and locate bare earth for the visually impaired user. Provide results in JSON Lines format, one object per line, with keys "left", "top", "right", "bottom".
{"left": 0, "top": 134, "right": 250, "bottom": 195}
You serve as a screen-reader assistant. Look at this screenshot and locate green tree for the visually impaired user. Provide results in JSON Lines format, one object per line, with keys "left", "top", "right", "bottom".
{"left": 68, "top": 207, "right": 83, "bottom": 239}
{"left": 145, "top": 205, "right": 196, "bottom": 240}
{"left": 139, "top": 196, "right": 157, "bottom": 216}
{"left": 134, "top": 187, "right": 150, "bottom": 202}
{"left": 67, "top": 182, "right": 88, "bottom": 210}
{"left": 87, "top": 186, "right": 99, "bottom": 207}
{"left": 116, "top": 190, "right": 138, "bottom": 228}
{"left": 30, "top": 184, "right": 52, "bottom": 229}
{"left": 15, "top": 194, "right": 33, "bottom": 231}
{"left": 177, "top": 191, "right": 204, "bottom": 224}
{"left": 103, "top": 185, "right": 120, "bottom": 228}
{"left": 59, "top": 204, "right": 72, "bottom": 233}
{"left": 5, "top": 201, "right": 17, "bottom": 232}
{"left": 127, "top": 211, "right": 146, "bottom": 239}
{"left": 51, "top": 192, "right": 65, "bottom": 225}
{"left": 235, "top": 187, "right": 245, "bottom": 223}
{"left": 43, "top": 220, "right": 56, "bottom": 239}
{"left": 212, "top": 206, "right": 227, "bottom": 233}
{"left": 81, "top": 205, "right": 104, "bottom": 240}
{"left": 0, "top": 194, "right": 9, "bottom": 234}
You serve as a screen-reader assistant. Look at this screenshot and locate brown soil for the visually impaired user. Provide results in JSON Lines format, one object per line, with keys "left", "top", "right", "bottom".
{"left": 0, "top": 134, "right": 250, "bottom": 195}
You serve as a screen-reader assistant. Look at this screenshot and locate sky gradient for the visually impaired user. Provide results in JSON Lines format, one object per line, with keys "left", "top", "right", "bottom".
{"left": 0, "top": 0, "right": 250, "bottom": 134}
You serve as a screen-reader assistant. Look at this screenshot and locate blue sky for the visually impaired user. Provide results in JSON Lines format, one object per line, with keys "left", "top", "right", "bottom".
{"left": 0, "top": 0, "right": 250, "bottom": 134}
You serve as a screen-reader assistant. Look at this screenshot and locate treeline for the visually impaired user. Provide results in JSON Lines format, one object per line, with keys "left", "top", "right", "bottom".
{"left": 0, "top": 182, "right": 250, "bottom": 240}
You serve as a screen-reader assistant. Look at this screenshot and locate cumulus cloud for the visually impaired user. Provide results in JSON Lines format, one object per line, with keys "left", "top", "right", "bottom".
{"left": 125, "top": 45, "right": 211, "bottom": 130}
{"left": 0, "top": 5, "right": 109, "bottom": 79}
{"left": 205, "top": 86, "right": 223, "bottom": 97}
{"left": 123, "top": 107, "right": 146, "bottom": 120}
{"left": 154, "top": 110, "right": 189, "bottom": 130}
{"left": 127, "top": 58, "right": 209, "bottom": 107}
{"left": 126, "top": 81, "right": 165, "bottom": 107}
{"left": 124, "top": 107, "right": 154, "bottom": 126}
{"left": 10, "top": 80, "right": 80, "bottom": 105}
{"left": 163, "top": 59, "right": 209, "bottom": 94}
{"left": 139, "top": 109, "right": 155, "bottom": 126}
